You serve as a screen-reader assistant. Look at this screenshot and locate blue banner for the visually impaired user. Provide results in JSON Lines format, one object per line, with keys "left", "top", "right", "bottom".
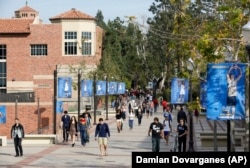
{"left": 117, "top": 82, "right": 126, "bottom": 94}
{"left": 0, "top": 105, "right": 6, "bottom": 124}
{"left": 200, "top": 81, "right": 207, "bottom": 109}
{"left": 56, "top": 101, "right": 64, "bottom": 114}
{"left": 58, "top": 77, "right": 72, "bottom": 98}
{"left": 96, "top": 80, "right": 107, "bottom": 95}
{"left": 108, "top": 81, "right": 117, "bottom": 95}
{"left": 171, "top": 78, "right": 189, "bottom": 104}
{"left": 207, "top": 63, "right": 246, "bottom": 120}
{"left": 81, "top": 80, "right": 93, "bottom": 97}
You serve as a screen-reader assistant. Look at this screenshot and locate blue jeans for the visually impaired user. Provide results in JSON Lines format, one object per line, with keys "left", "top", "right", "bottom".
{"left": 128, "top": 119, "right": 134, "bottom": 129}
{"left": 80, "top": 129, "right": 87, "bottom": 145}
{"left": 152, "top": 137, "right": 161, "bottom": 152}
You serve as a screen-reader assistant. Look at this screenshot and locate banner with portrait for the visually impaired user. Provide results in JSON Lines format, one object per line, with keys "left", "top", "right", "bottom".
{"left": 56, "top": 101, "right": 64, "bottom": 114}
{"left": 117, "top": 82, "right": 126, "bottom": 94}
{"left": 96, "top": 80, "right": 106, "bottom": 96}
{"left": 81, "top": 80, "right": 93, "bottom": 97}
{"left": 58, "top": 77, "right": 72, "bottom": 98}
{"left": 108, "top": 82, "right": 117, "bottom": 95}
{"left": 206, "top": 63, "right": 246, "bottom": 120}
{"left": 0, "top": 105, "right": 6, "bottom": 124}
{"left": 200, "top": 81, "right": 207, "bottom": 110}
{"left": 170, "top": 78, "right": 189, "bottom": 104}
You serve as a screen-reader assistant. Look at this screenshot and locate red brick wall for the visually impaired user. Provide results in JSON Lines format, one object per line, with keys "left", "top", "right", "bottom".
{"left": 0, "top": 23, "right": 103, "bottom": 138}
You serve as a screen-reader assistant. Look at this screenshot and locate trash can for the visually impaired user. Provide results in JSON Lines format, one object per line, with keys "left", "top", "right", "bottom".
{"left": 85, "top": 105, "right": 91, "bottom": 111}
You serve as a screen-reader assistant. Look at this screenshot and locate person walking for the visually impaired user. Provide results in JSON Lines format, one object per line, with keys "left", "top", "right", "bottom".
{"left": 115, "top": 109, "right": 123, "bottom": 133}
{"left": 194, "top": 108, "right": 199, "bottom": 123}
{"left": 148, "top": 117, "right": 164, "bottom": 152}
{"left": 69, "top": 116, "right": 78, "bottom": 147}
{"left": 137, "top": 106, "right": 143, "bottom": 126}
{"left": 78, "top": 114, "right": 88, "bottom": 146}
{"left": 163, "top": 115, "right": 172, "bottom": 145}
{"left": 95, "top": 118, "right": 110, "bottom": 157}
{"left": 177, "top": 107, "right": 187, "bottom": 124}
{"left": 61, "top": 110, "right": 70, "bottom": 142}
{"left": 176, "top": 119, "right": 188, "bottom": 152}
{"left": 128, "top": 109, "right": 135, "bottom": 130}
{"left": 85, "top": 113, "right": 91, "bottom": 142}
{"left": 11, "top": 118, "right": 25, "bottom": 157}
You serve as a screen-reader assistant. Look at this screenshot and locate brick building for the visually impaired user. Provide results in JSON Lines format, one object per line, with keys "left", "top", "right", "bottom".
{"left": 0, "top": 4, "right": 103, "bottom": 138}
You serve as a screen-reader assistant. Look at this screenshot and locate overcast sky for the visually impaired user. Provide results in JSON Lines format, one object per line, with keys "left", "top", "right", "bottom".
{"left": 0, "top": 0, "right": 154, "bottom": 24}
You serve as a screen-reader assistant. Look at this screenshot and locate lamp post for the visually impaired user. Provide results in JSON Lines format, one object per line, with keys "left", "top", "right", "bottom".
{"left": 77, "top": 69, "right": 81, "bottom": 123}
{"left": 93, "top": 73, "right": 97, "bottom": 125}
{"left": 15, "top": 95, "right": 19, "bottom": 119}
{"left": 242, "top": 21, "right": 250, "bottom": 152}
{"left": 187, "top": 58, "right": 195, "bottom": 152}
{"left": 105, "top": 75, "right": 109, "bottom": 120}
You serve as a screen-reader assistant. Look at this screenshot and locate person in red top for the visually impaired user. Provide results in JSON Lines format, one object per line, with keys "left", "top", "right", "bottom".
{"left": 153, "top": 97, "right": 159, "bottom": 113}
{"left": 161, "top": 99, "right": 168, "bottom": 112}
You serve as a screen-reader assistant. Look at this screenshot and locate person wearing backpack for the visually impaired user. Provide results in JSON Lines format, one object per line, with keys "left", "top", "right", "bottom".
{"left": 163, "top": 115, "right": 172, "bottom": 145}
{"left": 95, "top": 118, "right": 110, "bottom": 157}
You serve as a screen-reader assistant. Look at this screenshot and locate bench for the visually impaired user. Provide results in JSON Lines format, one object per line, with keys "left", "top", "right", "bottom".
{"left": 22, "top": 134, "right": 57, "bottom": 145}
{"left": 0, "top": 136, "right": 7, "bottom": 146}
{"left": 200, "top": 132, "right": 245, "bottom": 147}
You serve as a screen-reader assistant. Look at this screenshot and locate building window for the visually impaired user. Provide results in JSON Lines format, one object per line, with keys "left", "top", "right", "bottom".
{"left": 65, "top": 32, "right": 77, "bottom": 39}
{"left": 65, "top": 42, "right": 77, "bottom": 55}
{"left": 31, "top": 44, "right": 47, "bottom": 56}
{"left": 0, "top": 62, "right": 6, "bottom": 87}
{"left": 82, "top": 32, "right": 91, "bottom": 40}
{"left": 0, "top": 45, "right": 6, "bottom": 59}
{"left": 82, "top": 42, "right": 92, "bottom": 55}
{"left": 81, "top": 32, "right": 92, "bottom": 55}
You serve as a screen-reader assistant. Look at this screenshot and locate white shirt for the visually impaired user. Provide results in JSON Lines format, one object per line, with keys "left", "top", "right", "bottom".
{"left": 128, "top": 112, "right": 135, "bottom": 120}
{"left": 163, "top": 119, "right": 171, "bottom": 131}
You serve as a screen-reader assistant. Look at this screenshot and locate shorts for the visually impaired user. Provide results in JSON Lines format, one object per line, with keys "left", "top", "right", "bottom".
{"left": 227, "top": 96, "right": 236, "bottom": 106}
{"left": 98, "top": 137, "right": 108, "bottom": 146}
{"left": 116, "top": 119, "right": 122, "bottom": 122}
{"left": 164, "top": 131, "right": 170, "bottom": 136}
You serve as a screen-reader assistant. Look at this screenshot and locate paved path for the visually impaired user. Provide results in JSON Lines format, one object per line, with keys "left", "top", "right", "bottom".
{"left": 0, "top": 107, "right": 245, "bottom": 168}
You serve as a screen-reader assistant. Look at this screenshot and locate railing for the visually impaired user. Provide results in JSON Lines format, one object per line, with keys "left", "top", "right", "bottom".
{"left": 0, "top": 92, "right": 35, "bottom": 102}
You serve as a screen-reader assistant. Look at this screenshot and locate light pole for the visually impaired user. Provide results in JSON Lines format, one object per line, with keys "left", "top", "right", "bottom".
{"left": 105, "top": 75, "right": 109, "bottom": 120}
{"left": 15, "top": 95, "right": 19, "bottom": 119}
{"left": 187, "top": 58, "right": 195, "bottom": 152}
{"left": 93, "top": 73, "right": 97, "bottom": 125}
{"left": 77, "top": 69, "right": 81, "bottom": 123}
{"left": 242, "top": 21, "right": 250, "bottom": 152}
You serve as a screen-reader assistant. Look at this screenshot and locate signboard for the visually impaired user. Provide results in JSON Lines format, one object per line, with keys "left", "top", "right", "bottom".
{"left": 0, "top": 105, "right": 6, "bottom": 124}
{"left": 108, "top": 81, "right": 117, "bottom": 95}
{"left": 81, "top": 80, "right": 93, "bottom": 97}
{"left": 56, "top": 101, "right": 64, "bottom": 114}
{"left": 206, "top": 63, "right": 246, "bottom": 120}
{"left": 117, "top": 82, "right": 126, "bottom": 94}
{"left": 96, "top": 80, "right": 107, "bottom": 96}
{"left": 171, "top": 78, "right": 189, "bottom": 104}
{"left": 200, "top": 81, "right": 207, "bottom": 110}
{"left": 58, "top": 77, "right": 72, "bottom": 98}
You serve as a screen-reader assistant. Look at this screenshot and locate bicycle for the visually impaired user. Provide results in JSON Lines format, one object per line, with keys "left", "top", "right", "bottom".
{"left": 170, "top": 134, "right": 178, "bottom": 152}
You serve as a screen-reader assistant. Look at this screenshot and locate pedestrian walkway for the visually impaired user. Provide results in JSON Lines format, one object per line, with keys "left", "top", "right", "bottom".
{"left": 0, "top": 107, "right": 245, "bottom": 167}
{"left": 0, "top": 110, "right": 176, "bottom": 168}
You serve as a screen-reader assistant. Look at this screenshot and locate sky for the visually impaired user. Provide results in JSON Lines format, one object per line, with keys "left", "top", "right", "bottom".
{"left": 0, "top": 0, "right": 154, "bottom": 24}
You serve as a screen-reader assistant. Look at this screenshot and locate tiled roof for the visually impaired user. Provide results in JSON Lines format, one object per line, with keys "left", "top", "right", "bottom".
{"left": 49, "top": 8, "right": 95, "bottom": 20}
{"left": 15, "top": 5, "right": 37, "bottom": 13}
{"left": 0, "top": 19, "right": 34, "bottom": 33}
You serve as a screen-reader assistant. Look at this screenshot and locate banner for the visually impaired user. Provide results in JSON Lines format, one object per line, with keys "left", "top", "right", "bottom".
{"left": 207, "top": 63, "right": 246, "bottom": 120}
{"left": 200, "top": 81, "right": 207, "bottom": 110}
{"left": 117, "top": 82, "right": 126, "bottom": 94}
{"left": 56, "top": 101, "right": 64, "bottom": 114}
{"left": 96, "top": 80, "right": 106, "bottom": 95}
{"left": 81, "top": 80, "right": 93, "bottom": 97}
{"left": 58, "top": 77, "right": 72, "bottom": 98}
{"left": 171, "top": 78, "right": 189, "bottom": 104}
{"left": 0, "top": 105, "right": 6, "bottom": 124}
{"left": 108, "top": 81, "right": 117, "bottom": 95}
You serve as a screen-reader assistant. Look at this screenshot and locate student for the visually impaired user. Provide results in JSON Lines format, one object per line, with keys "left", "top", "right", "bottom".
{"left": 11, "top": 118, "right": 25, "bottom": 157}
{"left": 148, "top": 117, "right": 164, "bottom": 152}
{"left": 128, "top": 109, "right": 135, "bottom": 130}
{"left": 61, "top": 111, "right": 71, "bottom": 142}
{"left": 163, "top": 115, "right": 172, "bottom": 145}
{"left": 176, "top": 119, "right": 188, "bottom": 152}
{"left": 95, "top": 118, "right": 110, "bottom": 157}
{"left": 115, "top": 109, "right": 123, "bottom": 133}
{"left": 69, "top": 116, "right": 78, "bottom": 147}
